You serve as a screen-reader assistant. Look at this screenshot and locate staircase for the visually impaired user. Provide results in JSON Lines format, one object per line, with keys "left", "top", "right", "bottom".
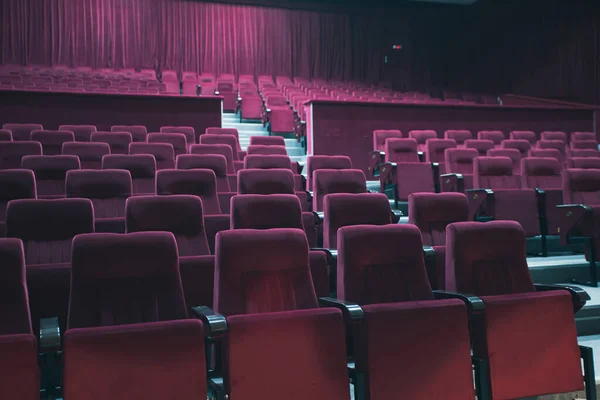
{"left": 222, "top": 112, "right": 307, "bottom": 168}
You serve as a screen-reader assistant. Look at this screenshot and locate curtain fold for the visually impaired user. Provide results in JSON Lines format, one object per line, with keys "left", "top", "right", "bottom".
{"left": 0, "top": 0, "right": 382, "bottom": 82}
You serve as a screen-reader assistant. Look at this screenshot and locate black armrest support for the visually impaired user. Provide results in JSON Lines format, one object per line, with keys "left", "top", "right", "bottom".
{"left": 556, "top": 204, "right": 593, "bottom": 244}
{"left": 465, "top": 188, "right": 495, "bottom": 221}
{"left": 422, "top": 246, "right": 438, "bottom": 290}
{"left": 391, "top": 209, "right": 402, "bottom": 223}
{"left": 440, "top": 173, "right": 464, "bottom": 193}
{"left": 310, "top": 247, "right": 337, "bottom": 263}
{"left": 318, "top": 297, "right": 364, "bottom": 323}
{"left": 190, "top": 306, "right": 228, "bottom": 338}
{"left": 432, "top": 290, "right": 486, "bottom": 315}
{"left": 534, "top": 283, "right": 590, "bottom": 312}
{"left": 39, "top": 317, "right": 61, "bottom": 353}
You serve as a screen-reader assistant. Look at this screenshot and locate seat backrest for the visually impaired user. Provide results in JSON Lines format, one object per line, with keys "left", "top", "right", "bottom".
{"left": 126, "top": 195, "right": 210, "bottom": 256}
{"left": 243, "top": 154, "right": 292, "bottom": 170}
{"left": 541, "top": 131, "right": 567, "bottom": 143}
{"left": 570, "top": 140, "right": 598, "bottom": 150}
{"left": 567, "top": 157, "right": 600, "bottom": 169}
{"left": 0, "top": 238, "right": 32, "bottom": 335}
{"left": 231, "top": 194, "right": 303, "bottom": 230}
{"left": 189, "top": 144, "right": 235, "bottom": 174}
{"left": 62, "top": 142, "right": 111, "bottom": 169}
{"left": 0, "top": 129, "right": 12, "bottom": 141}
{"left": 509, "top": 130, "right": 537, "bottom": 145}
{"left": 250, "top": 136, "right": 286, "bottom": 146}
{"left": 426, "top": 138, "right": 457, "bottom": 164}
{"left": 111, "top": 125, "right": 147, "bottom": 143}
{"left": 313, "top": 169, "right": 367, "bottom": 212}
{"left": 102, "top": 154, "right": 156, "bottom": 179}
{"left": 21, "top": 155, "right": 80, "bottom": 197}
{"left": 474, "top": 156, "right": 519, "bottom": 189}
{"left": 337, "top": 224, "right": 434, "bottom": 304}
{"left": 0, "top": 141, "right": 43, "bottom": 169}
{"left": 537, "top": 140, "right": 567, "bottom": 161}
{"left": 0, "top": 170, "right": 37, "bottom": 221}
{"left": 569, "top": 149, "right": 600, "bottom": 158}
{"left": 487, "top": 148, "right": 521, "bottom": 176}
{"left": 238, "top": 168, "right": 295, "bottom": 195}
{"left": 444, "top": 148, "right": 477, "bottom": 175}
{"left": 373, "top": 130, "right": 402, "bottom": 151}
{"left": 160, "top": 126, "right": 196, "bottom": 145}
{"left": 31, "top": 130, "right": 75, "bottom": 155}
{"left": 528, "top": 148, "right": 563, "bottom": 163}
{"left": 214, "top": 228, "right": 317, "bottom": 315}
{"left": 501, "top": 139, "right": 531, "bottom": 159}
{"left": 6, "top": 198, "right": 94, "bottom": 265}
{"left": 445, "top": 221, "right": 535, "bottom": 295}
{"left": 408, "top": 130, "right": 437, "bottom": 145}
{"left": 148, "top": 133, "right": 187, "bottom": 156}
{"left": 225, "top": 309, "right": 349, "bottom": 400}
{"left": 58, "top": 125, "right": 97, "bottom": 142}
{"left": 2, "top": 123, "right": 43, "bottom": 141}
{"left": 175, "top": 154, "right": 230, "bottom": 192}
{"left": 477, "top": 130, "right": 505, "bottom": 145}
{"left": 323, "top": 193, "right": 391, "bottom": 249}
{"left": 91, "top": 131, "right": 132, "bottom": 155}
{"left": 408, "top": 193, "right": 469, "bottom": 246}
{"left": 129, "top": 143, "right": 175, "bottom": 169}
{"left": 563, "top": 168, "right": 600, "bottom": 205}
{"left": 64, "top": 320, "right": 206, "bottom": 400}
{"left": 155, "top": 169, "right": 222, "bottom": 214}
{"left": 246, "top": 145, "right": 288, "bottom": 156}
{"left": 306, "top": 155, "right": 352, "bottom": 191}
{"left": 384, "top": 138, "right": 420, "bottom": 163}
{"left": 521, "top": 157, "right": 562, "bottom": 189}
{"left": 571, "top": 131, "right": 596, "bottom": 142}
{"left": 199, "top": 134, "right": 240, "bottom": 160}
{"left": 66, "top": 169, "right": 132, "bottom": 199}
{"left": 68, "top": 231, "right": 188, "bottom": 329}
{"left": 444, "top": 130, "right": 472, "bottom": 146}
{"left": 465, "top": 139, "right": 495, "bottom": 156}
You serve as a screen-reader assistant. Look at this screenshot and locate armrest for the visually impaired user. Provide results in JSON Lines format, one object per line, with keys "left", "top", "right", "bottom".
{"left": 391, "top": 209, "right": 403, "bottom": 223}
{"left": 190, "top": 306, "right": 228, "bottom": 338}
{"left": 310, "top": 247, "right": 337, "bottom": 262}
{"left": 556, "top": 204, "right": 594, "bottom": 244}
{"left": 417, "top": 151, "right": 425, "bottom": 162}
{"left": 422, "top": 246, "right": 438, "bottom": 289}
{"left": 318, "top": 297, "right": 364, "bottom": 323}
{"left": 534, "top": 283, "right": 590, "bottom": 312}
{"left": 368, "top": 151, "right": 385, "bottom": 178}
{"left": 465, "top": 188, "right": 495, "bottom": 221}
{"left": 39, "top": 317, "right": 61, "bottom": 353}
{"left": 440, "top": 173, "right": 464, "bottom": 193}
{"left": 313, "top": 211, "right": 323, "bottom": 225}
{"left": 432, "top": 290, "right": 486, "bottom": 315}
{"left": 379, "top": 162, "right": 397, "bottom": 187}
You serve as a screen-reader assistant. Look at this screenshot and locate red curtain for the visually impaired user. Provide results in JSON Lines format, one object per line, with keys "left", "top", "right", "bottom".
{"left": 0, "top": 0, "right": 383, "bottom": 82}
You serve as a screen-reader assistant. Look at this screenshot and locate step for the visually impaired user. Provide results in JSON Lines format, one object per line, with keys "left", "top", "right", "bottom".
{"left": 222, "top": 123, "right": 266, "bottom": 131}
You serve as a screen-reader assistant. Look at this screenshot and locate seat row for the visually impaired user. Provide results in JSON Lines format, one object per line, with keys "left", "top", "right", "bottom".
{"left": 0, "top": 216, "right": 594, "bottom": 399}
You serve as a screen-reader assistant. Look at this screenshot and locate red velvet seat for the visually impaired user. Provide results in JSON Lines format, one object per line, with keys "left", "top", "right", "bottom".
{"left": 160, "top": 126, "right": 196, "bottom": 146}
{"left": 2, "top": 123, "right": 43, "bottom": 142}
{"left": 568, "top": 157, "right": 600, "bottom": 169}
{"left": 541, "top": 131, "right": 567, "bottom": 143}
{"left": 62, "top": 142, "right": 110, "bottom": 169}
{"left": 487, "top": 148, "right": 522, "bottom": 182}
{"left": 238, "top": 168, "right": 309, "bottom": 211}
{"left": 240, "top": 94, "right": 263, "bottom": 120}
{"left": 129, "top": 142, "right": 175, "bottom": 170}
{"left": 266, "top": 98, "right": 295, "bottom": 134}
{"left": 58, "top": 124, "right": 97, "bottom": 142}
{"left": 571, "top": 131, "right": 596, "bottom": 142}
{"left": 570, "top": 140, "right": 598, "bottom": 151}
{"left": 569, "top": 149, "right": 600, "bottom": 158}
{"left": 313, "top": 169, "right": 367, "bottom": 212}
{"left": 246, "top": 144, "right": 287, "bottom": 156}
{"left": 199, "top": 134, "right": 242, "bottom": 161}
{"left": 446, "top": 221, "right": 585, "bottom": 399}
{"left": 373, "top": 129, "right": 402, "bottom": 152}
{"left": 444, "top": 129, "right": 472, "bottom": 147}
{"left": 156, "top": 169, "right": 223, "bottom": 215}
{"left": 64, "top": 320, "right": 206, "bottom": 400}
{"left": 249, "top": 136, "right": 285, "bottom": 146}
{"left": 91, "top": 131, "right": 132, "bottom": 155}
{"left": 444, "top": 148, "right": 478, "bottom": 191}
{"left": 384, "top": 138, "right": 420, "bottom": 163}
{"left": 148, "top": 132, "right": 187, "bottom": 157}
{"left": 408, "top": 192, "right": 469, "bottom": 289}
{"left": 6, "top": 198, "right": 94, "bottom": 337}
{"left": 126, "top": 195, "right": 214, "bottom": 308}
{"left": 529, "top": 147, "right": 563, "bottom": 163}
{"left": 111, "top": 125, "right": 147, "bottom": 143}
{"left": 21, "top": 155, "right": 80, "bottom": 198}
{"left": 477, "top": 130, "right": 505, "bottom": 147}
{"left": 426, "top": 138, "right": 456, "bottom": 172}
{"left": 190, "top": 143, "right": 237, "bottom": 174}
{"left": 31, "top": 130, "right": 75, "bottom": 155}
{"left": 465, "top": 139, "right": 494, "bottom": 156}
{"left": 537, "top": 139, "right": 567, "bottom": 164}
{"left": 0, "top": 129, "right": 12, "bottom": 141}
{"left": 66, "top": 169, "right": 132, "bottom": 233}
{"left": 175, "top": 154, "right": 232, "bottom": 192}
{"left": 509, "top": 130, "right": 537, "bottom": 145}
{"left": 338, "top": 224, "right": 475, "bottom": 399}
{"left": 102, "top": 154, "right": 156, "bottom": 195}
{"left": 243, "top": 154, "right": 291, "bottom": 170}
{"left": 306, "top": 155, "right": 352, "bottom": 191}
{"left": 501, "top": 139, "right": 531, "bottom": 160}
{"left": 0, "top": 141, "right": 43, "bottom": 169}
{"left": 408, "top": 130, "right": 437, "bottom": 153}
{"left": 0, "top": 170, "right": 36, "bottom": 237}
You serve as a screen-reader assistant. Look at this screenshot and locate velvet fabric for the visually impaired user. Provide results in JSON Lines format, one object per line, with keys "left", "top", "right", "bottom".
{"left": 238, "top": 168, "right": 295, "bottom": 195}
{"left": 570, "top": 140, "right": 599, "bottom": 150}
{"left": 62, "top": 142, "right": 110, "bottom": 169}
{"left": 111, "top": 125, "right": 147, "bottom": 143}
{"left": 0, "top": 239, "right": 32, "bottom": 335}
{"left": 0, "top": 169, "right": 36, "bottom": 236}
{"left": 312, "top": 169, "right": 367, "bottom": 212}
{"left": 572, "top": 132, "right": 596, "bottom": 142}
{"left": 563, "top": 168, "right": 600, "bottom": 204}
{"left": 148, "top": 132, "right": 187, "bottom": 157}
{"left": 372, "top": 130, "right": 402, "bottom": 152}
{"left": 91, "top": 131, "right": 132, "bottom": 155}
{"left": 355, "top": 300, "right": 474, "bottom": 400}
{"left": 541, "top": 131, "right": 568, "bottom": 143}
{"left": 0, "top": 334, "right": 39, "bottom": 400}
{"left": 569, "top": 149, "right": 600, "bottom": 158}
{"left": 247, "top": 144, "right": 288, "bottom": 156}
{"left": 537, "top": 140, "right": 567, "bottom": 164}
{"left": 474, "top": 156, "right": 518, "bottom": 189}
{"left": 568, "top": 157, "right": 600, "bottom": 169}
{"left": 244, "top": 154, "right": 292, "bottom": 170}
{"left": 58, "top": 124, "right": 97, "bottom": 142}
{"left": 30, "top": 129, "right": 74, "bottom": 155}
{"left": 176, "top": 154, "right": 231, "bottom": 192}
{"left": 529, "top": 148, "right": 563, "bottom": 163}
{"left": 199, "top": 134, "right": 240, "bottom": 160}
{"left": 155, "top": 169, "right": 223, "bottom": 215}
{"left": 306, "top": 155, "right": 352, "bottom": 191}
{"left": 444, "top": 148, "right": 477, "bottom": 189}
{"left": 250, "top": 136, "right": 286, "bottom": 146}
{"left": 240, "top": 95, "right": 263, "bottom": 120}
{"left": 337, "top": 224, "right": 433, "bottom": 304}
{"left": 129, "top": 142, "right": 175, "bottom": 170}
{"left": 477, "top": 130, "right": 505, "bottom": 146}
{"left": 384, "top": 138, "right": 420, "bottom": 163}
{"left": 408, "top": 130, "right": 437, "bottom": 154}
{"left": 102, "top": 154, "right": 156, "bottom": 195}
{"left": 205, "top": 128, "right": 241, "bottom": 150}
{"left": 509, "top": 130, "right": 537, "bottom": 145}
{"left": 68, "top": 232, "right": 188, "bottom": 329}
{"left": 444, "top": 130, "right": 472, "bottom": 146}
{"left": 63, "top": 320, "right": 206, "bottom": 400}
{"left": 230, "top": 194, "right": 303, "bottom": 231}
{"left": 214, "top": 228, "right": 317, "bottom": 315}
{"left": 0, "top": 141, "right": 42, "bottom": 169}
{"left": 160, "top": 126, "right": 196, "bottom": 146}
{"left": 392, "top": 163, "right": 437, "bottom": 201}
{"left": 425, "top": 139, "right": 457, "bottom": 167}
{"left": 465, "top": 139, "right": 495, "bottom": 156}
{"left": 323, "top": 193, "right": 391, "bottom": 249}
{"left": 408, "top": 193, "right": 469, "bottom": 247}
{"left": 2, "top": 123, "right": 43, "bottom": 141}
{"left": 0, "top": 129, "right": 12, "bottom": 141}
{"left": 21, "top": 154, "right": 80, "bottom": 198}
{"left": 501, "top": 139, "right": 531, "bottom": 159}
{"left": 190, "top": 144, "right": 236, "bottom": 175}
{"left": 487, "top": 148, "right": 522, "bottom": 178}
{"left": 225, "top": 309, "right": 349, "bottom": 400}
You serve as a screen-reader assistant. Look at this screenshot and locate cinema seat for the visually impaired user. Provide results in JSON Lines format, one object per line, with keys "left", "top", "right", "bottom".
{"left": 238, "top": 168, "right": 310, "bottom": 211}
{"left": 176, "top": 154, "right": 232, "bottom": 192}
{"left": 126, "top": 195, "right": 214, "bottom": 308}
{"left": 408, "top": 130, "right": 437, "bottom": 154}
{"left": 190, "top": 143, "right": 237, "bottom": 174}
{"left": 444, "top": 130, "right": 472, "bottom": 147}
{"left": 537, "top": 140, "right": 567, "bottom": 164}
{"left": 569, "top": 149, "right": 600, "bottom": 158}
{"left": 541, "top": 131, "right": 568, "bottom": 143}
{"left": 571, "top": 132, "right": 596, "bottom": 142}
{"left": 0, "top": 141, "right": 42, "bottom": 169}
{"left": 509, "top": 130, "right": 537, "bottom": 145}
{"left": 313, "top": 169, "right": 367, "bottom": 212}
{"left": 373, "top": 129, "right": 403, "bottom": 152}
{"left": 568, "top": 157, "right": 600, "bottom": 169}
{"left": 487, "top": 148, "right": 522, "bottom": 182}
{"left": 442, "top": 148, "right": 478, "bottom": 191}
{"left": 156, "top": 169, "right": 223, "bottom": 215}
{"left": 477, "top": 130, "right": 504, "bottom": 147}
{"left": 58, "top": 125, "right": 97, "bottom": 142}
{"left": 240, "top": 94, "right": 263, "bottom": 121}
{"left": 501, "top": 139, "right": 531, "bottom": 160}
{"left": 129, "top": 142, "right": 175, "bottom": 170}
{"left": 21, "top": 155, "right": 80, "bottom": 198}
{"left": 31, "top": 130, "right": 75, "bottom": 155}
{"left": 337, "top": 224, "right": 476, "bottom": 400}
{"left": 306, "top": 155, "right": 352, "bottom": 191}
{"left": 199, "top": 134, "right": 242, "bottom": 161}
{"left": 66, "top": 169, "right": 132, "bottom": 233}
{"left": 426, "top": 138, "right": 456, "bottom": 172}
{"left": 446, "top": 221, "right": 591, "bottom": 399}
{"left": 571, "top": 140, "right": 598, "bottom": 151}
{"left": 160, "top": 126, "right": 196, "bottom": 146}
{"left": 102, "top": 154, "right": 156, "bottom": 195}
{"left": 111, "top": 125, "right": 147, "bottom": 143}
{"left": 148, "top": 132, "right": 187, "bottom": 157}
{"left": 529, "top": 147, "right": 563, "bottom": 164}
{"left": 249, "top": 136, "right": 286, "bottom": 146}
{"left": 465, "top": 139, "right": 494, "bottom": 156}
{"left": 91, "top": 131, "right": 132, "bottom": 155}
{"left": 0, "top": 129, "right": 12, "bottom": 141}
{"left": 2, "top": 123, "right": 43, "bottom": 141}
{"left": 0, "top": 170, "right": 36, "bottom": 236}
{"left": 62, "top": 142, "right": 110, "bottom": 169}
